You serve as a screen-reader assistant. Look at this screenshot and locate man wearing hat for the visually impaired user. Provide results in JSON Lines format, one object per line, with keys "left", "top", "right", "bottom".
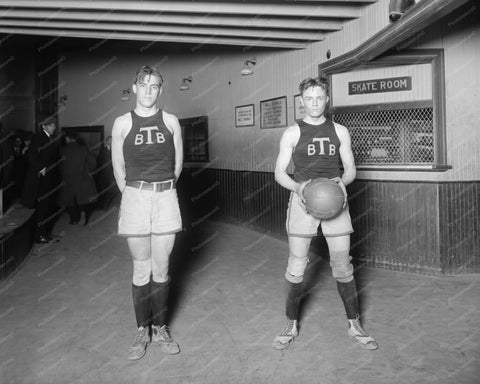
{"left": 22, "top": 115, "right": 62, "bottom": 243}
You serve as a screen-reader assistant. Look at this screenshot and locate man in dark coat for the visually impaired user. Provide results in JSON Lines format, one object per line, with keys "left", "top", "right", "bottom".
{"left": 21, "top": 115, "right": 62, "bottom": 243}
{"left": 58, "top": 134, "right": 97, "bottom": 225}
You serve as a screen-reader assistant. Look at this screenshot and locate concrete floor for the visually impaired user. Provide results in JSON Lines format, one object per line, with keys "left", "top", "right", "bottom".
{"left": 0, "top": 208, "right": 479, "bottom": 384}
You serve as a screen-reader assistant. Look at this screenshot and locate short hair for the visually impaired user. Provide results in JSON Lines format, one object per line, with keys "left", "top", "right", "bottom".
{"left": 299, "top": 77, "right": 329, "bottom": 96}
{"left": 133, "top": 66, "right": 164, "bottom": 86}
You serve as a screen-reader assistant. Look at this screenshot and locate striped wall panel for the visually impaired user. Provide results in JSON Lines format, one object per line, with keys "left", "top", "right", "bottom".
{"left": 180, "top": 168, "right": 480, "bottom": 275}
{"left": 439, "top": 182, "right": 480, "bottom": 274}
{"left": 348, "top": 181, "right": 442, "bottom": 275}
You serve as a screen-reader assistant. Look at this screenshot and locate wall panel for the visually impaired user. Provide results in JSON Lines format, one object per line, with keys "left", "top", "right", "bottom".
{"left": 58, "top": 2, "right": 479, "bottom": 182}
{"left": 355, "top": 2, "right": 480, "bottom": 182}
{"left": 181, "top": 168, "right": 479, "bottom": 275}
{"left": 439, "top": 182, "right": 480, "bottom": 274}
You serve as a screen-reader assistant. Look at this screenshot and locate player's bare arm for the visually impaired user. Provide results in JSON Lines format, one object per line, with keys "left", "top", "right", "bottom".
{"left": 274, "top": 124, "right": 306, "bottom": 195}
{"left": 111, "top": 113, "right": 131, "bottom": 192}
{"left": 334, "top": 122, "right": 356, "bottom": 186}
{"left": 163, "top": 111, "right": 183, "bottom": 181}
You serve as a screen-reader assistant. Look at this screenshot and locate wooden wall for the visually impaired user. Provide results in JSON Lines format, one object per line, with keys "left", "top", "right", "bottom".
{"left": 180, "top": 168, "right": 479, "bottom": 275}
{"left": 55, "top": 2, "right": 480, "bottom": 183}
{"left": 53, "top": 1, "right": 478, "bottom": 276}
{"left": 439, "top": 182, "right": 480, "bottom": 274}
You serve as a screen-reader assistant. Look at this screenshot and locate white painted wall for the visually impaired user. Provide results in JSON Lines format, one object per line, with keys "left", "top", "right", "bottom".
{"left": 58, "top": 0, "right": 479, "bottom": 181}
{"left": 355, "top": 2, "right": 480, "bottom": 182}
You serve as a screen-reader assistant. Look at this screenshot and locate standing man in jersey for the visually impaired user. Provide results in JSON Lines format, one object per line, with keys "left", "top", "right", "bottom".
{"left": 112, "top": 66, "right": 183, "bottom": 361}
{"left": 272, "top": 77, "right": 378, "bottom": 351}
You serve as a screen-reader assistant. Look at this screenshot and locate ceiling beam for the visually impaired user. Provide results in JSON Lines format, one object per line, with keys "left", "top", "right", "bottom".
{"left": 0, "top": 9, "right": 344, "bottom": 31}
{"left": 0, "top": 1, "right": 362, "bottom": 19}
{"left": 0, "top": 19, "right": 325, "bottom": 41}
{"left": 0, "top": 27, "right": 308, "bottom": 49}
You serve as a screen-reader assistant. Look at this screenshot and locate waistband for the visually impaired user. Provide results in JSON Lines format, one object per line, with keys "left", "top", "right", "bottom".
{"left": 125, "top": 179, "right": 175, "bottom": 192}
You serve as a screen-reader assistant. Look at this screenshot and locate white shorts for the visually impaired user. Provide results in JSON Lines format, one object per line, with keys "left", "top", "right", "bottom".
{"left": 286, "top": 192, "right": 353, "bottom": 238}
{"left": 118, "top": 185, "right": 182, "bottom": 237}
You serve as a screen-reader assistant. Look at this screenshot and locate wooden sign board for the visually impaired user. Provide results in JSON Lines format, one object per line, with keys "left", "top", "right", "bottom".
{"left": 260, "top": 96, "right": 287, "bottom": 129}
{"left": 349, "top": 76, "right": 412, "bottom": 95}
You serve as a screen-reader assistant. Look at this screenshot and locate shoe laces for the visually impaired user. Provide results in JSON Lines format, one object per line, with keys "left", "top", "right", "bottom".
{"left": 154, "top": 325, "right": 173, "bottom": 342}
{"left": 134, "top": 327, "right": 149, "bottom": 345}
{"left": 350, "top": 319, "right": 368, "bottom": 337}
{"left": 279, "top": 319, "right": 295, "bottom": 336}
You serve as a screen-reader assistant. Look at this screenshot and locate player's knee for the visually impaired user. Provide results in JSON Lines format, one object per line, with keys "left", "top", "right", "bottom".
{"left": 286, "top": 252, "right": 308, "bottom": 282}
{"left": 151, "top": 271, "right": 169, "bottom": 283}
{"left": 132, "top": 259, "right": 152, "bottom": 286}
{"left": 329, "top": 250, "right": 354, "bottom": 282}
{"left": 151, "top": 258, "right": 169, "bottom": 283}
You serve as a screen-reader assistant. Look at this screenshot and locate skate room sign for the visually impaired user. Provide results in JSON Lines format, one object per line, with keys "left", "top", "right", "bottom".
{"left": 330, "top": 63, "right": 432, "bottom": 107}
{"left": 348, "top": 76, "right": 411, "bottom": 95}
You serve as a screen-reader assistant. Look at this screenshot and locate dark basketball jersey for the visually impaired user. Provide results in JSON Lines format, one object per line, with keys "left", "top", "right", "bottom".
{"left": 123, "top": 110, "right": 175, "bottom": 182}
{"left": 292, "top": 119, "right": 341, "bottom": 182}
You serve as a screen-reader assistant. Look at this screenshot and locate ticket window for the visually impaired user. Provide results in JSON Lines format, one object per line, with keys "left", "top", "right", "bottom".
{"left": 327, "top": 49, "right": 448, "bottom": 171}
{"left": 333, "top": 104, "right": 433, "bottom": 165}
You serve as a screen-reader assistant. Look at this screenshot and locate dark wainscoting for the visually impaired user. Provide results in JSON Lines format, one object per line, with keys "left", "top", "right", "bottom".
{"left": 179, "top": 169, "right": 479, "bottom": 275}
{"left": 178, "top": 168, "right": 289, "bottom": 238}
{"left": 439, "top": 182, "right": 480, "bottom": 274}
{"left": 348, "top": 181, "right": 443, "bottom": 274}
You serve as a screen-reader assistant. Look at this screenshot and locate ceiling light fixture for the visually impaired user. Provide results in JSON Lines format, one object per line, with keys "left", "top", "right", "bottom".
{"left": 241, "top": 58, "right": 257, "bottom": 76}
{"left": 179, "top": 76, "right": 193, "bottom": 91}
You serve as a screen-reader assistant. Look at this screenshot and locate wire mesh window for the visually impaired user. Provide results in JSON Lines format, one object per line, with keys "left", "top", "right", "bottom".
{"left": 333, "top": 107, "right": 434, "bottom": 165}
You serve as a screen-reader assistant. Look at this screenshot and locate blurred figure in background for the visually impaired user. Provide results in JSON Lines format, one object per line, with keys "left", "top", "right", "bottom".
{"left": 58, "top": 133, "right": 97, "bottom": 225}
{"left": 21, "top": 115, "right": 61, "bottom": 243}
{"left": 11, "top": 131, "right": 31, "bottom": 199}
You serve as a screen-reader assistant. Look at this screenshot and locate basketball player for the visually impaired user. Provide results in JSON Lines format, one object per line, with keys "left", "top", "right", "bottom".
{"left": 272, "top": 77, "right": 377, "bottom": 350}
{"left": 112, "top": 66, "right": 183, "bottom": 360}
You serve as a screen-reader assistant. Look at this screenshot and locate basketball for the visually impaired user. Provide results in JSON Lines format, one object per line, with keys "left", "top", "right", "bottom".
{"left": 302, "top": 178, "right": 345, "bottom": 219}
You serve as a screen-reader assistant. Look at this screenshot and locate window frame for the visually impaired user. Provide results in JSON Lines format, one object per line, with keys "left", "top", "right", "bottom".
{"left": 326, "top": 49, "right": 449, "bottom": 171}
{"left": 179, "top": 115, "right": 209, "bottom": 163}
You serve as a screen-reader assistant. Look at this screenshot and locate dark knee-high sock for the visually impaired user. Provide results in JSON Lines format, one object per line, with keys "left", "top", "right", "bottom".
{"left": 151, "top": 280, "right": 169, "bottom": 327}
{"left": 286, "top": 280, "right": 303, "bottom": 320}
{"left": 336, "top": 280, "right": 359, "bottom": 319}
{"left": 132, "top": 282, "right": 152, "bottom": 328}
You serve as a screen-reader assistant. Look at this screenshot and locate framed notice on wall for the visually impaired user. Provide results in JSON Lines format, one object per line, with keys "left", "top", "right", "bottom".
{"left": 294, "top": 94, "right": 306, "bottom": 121}
{"left": 260, "top": 96, "right": 287, "bottom": 129}
{"left": 235, "top": 104, "right": 255, "bottom": 127}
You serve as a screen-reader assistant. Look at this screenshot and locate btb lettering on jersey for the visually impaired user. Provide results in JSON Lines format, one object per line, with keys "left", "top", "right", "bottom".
{"left": 135, "top": 126, "right": 165, "bottom": 145}
{"left": 307, "top": 138, "right": 336, "bottom": 156}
